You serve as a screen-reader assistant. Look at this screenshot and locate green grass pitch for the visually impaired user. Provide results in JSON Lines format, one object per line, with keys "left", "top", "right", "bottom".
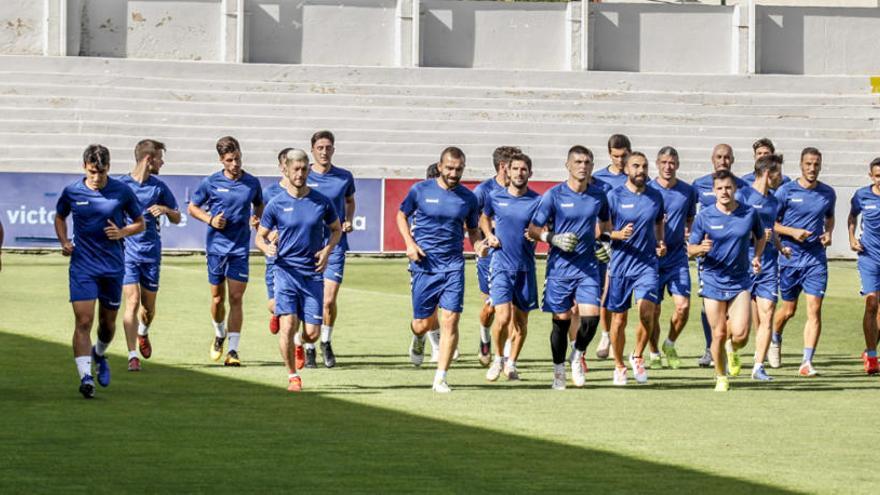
{"left": 0, "top": 253, "right": 874, "bottom": 494}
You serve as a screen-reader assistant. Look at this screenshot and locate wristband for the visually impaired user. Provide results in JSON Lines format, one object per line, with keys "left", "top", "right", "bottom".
{"left": 208, "top": 215, "right": 214, "bottom": 228}
{"left": 540, "top": 231, "right": 550, "bottom": 243}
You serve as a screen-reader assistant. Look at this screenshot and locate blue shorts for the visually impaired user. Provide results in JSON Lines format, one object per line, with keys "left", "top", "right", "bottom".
{"left": 476, "top": 254, "right": 492, "bottom": 295}
{"left": 411, "top": 269, "right": 465, "bottom": 319}
{"left": 274, "top": 265, "right": 324, "bottom": 325}
{"left": 123, "top": 260, "right": 160, "bottom": 291}
{"left": 265, "top": 259, "right": 276, "bottom": 299}
{"left": 700, "top": 280, "right": 748, "bottom": 302}
{"left": 323, "top": 249, "right": 346, "bottom": 284}
{"left": 207, "top": 254, "right": 249, "bottom": 286}
{"left": 751, "top": 263, "right": 778, "bottom": 303}
{"left": 606, "top": 271, "right": 661, "bottom": 313}
{"left": 779, "top": 263, "right": 827, "bottom": 301}
{"left": 658, "top": 262, "right": 690, "bottom": 301}
{"left": 858, "top": 256, "right": 880, "bottom": 296}
{"left": 542, "top": 272, "right": 602, "bottom": 313}
{"left": 490, "top": 269, "right": 538, "bottom": 313}
{"left": 70, "top": 269, "right": 123, "bottom": 310}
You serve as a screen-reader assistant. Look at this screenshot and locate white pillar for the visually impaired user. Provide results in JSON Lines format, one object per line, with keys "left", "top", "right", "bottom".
{"left": 396, "top": 0, "right": 416, "bottom": 66}
{"left": 565, "top": 1, "right": 584, "bottom": 71}
{"left": 222, "top": 0, "right": 244, "bottom": 63}
{"left": 43, "top": 0, "right": 67, "bottom": 56}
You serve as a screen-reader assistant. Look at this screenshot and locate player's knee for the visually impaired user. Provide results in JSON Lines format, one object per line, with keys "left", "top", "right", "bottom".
{"left": 866, "top": 295, "right": 880, "bottom": 313}
{"left": 228, "top": 292, "right": 244, "bottom": 307}
{"left": 675, "top": 299, "right": 690, "bottom": 317}
{"left": 211, "top": 293, "right": 225, "bottom": 306}
{"left": 74, "top": 314, "right": 93, "bottom": 332}
{"left": 303, "top": 327, "right": 320, "bottom": 342}
{"left": 141, "top": 306, "right": 155, "bottom": 324}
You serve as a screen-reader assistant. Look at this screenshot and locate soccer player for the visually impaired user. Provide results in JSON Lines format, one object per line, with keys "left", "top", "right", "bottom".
{"left": 770, "top": 147, "right": 836, "bottom": 376}
{"left": 849, "top": 157, "right": 880, "bottom": 375}
{"left": 119, "top": 139, "right": 180, "bottom": 372}
{"left": 303, "top": 130, "right": 355, "bottom": 369}
{"left": 528, "top": 145, "right": 610, "bottom": 390}
{"left": 737, "top": 154, "right": 784, "bottom": 381}
{"left": 647, "top": 146, "right": 696, "bottom": 370}
{"left": 606, "top": 152, "right": 666, "bottom": 385}
{"left": 473, "top": 146, "right": 519, "bottom": 366}
{"left": 593, "top": 134, "right": 631, "bottom": 359}
{"left": 742, "top": 138, "right": 791, "bottom": 190}
{"left": 258, "top": 148, "right": 293, "bottom": 336}
{"left": 687, "top": 170, "right": 765, "bottom": 391}
{"left": 54, "top": 144, "right": 145, "bottom": 398}
{"left": 396, "top": 147, "right": 483, "bottom": 393}
{"left": 480, "top": 153, "right": 540, "bottom": 381}
{"left": 187, "top": 136, "right": 264, "bottom": 366}
{"left": 256, "top": 149, "right": 342, "bottom": 392}
{"left": 691, "top": 144, "right": 749, "bottom": 367}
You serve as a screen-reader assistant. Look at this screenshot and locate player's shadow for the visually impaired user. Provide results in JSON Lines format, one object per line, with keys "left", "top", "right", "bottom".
{"left": 2, "top": 331, "right": 805, "bottom": 494}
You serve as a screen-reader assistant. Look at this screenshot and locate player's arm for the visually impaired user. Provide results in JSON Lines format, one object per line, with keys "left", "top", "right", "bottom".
{"left": 820, "top": 215, "right": 835, "bottom": 247}
{"left": 396, "top": 210, "right": 425, "bottom": 262}
{"left": 848, "top": 211, "right": 863, "bottom": 252}
{"left": 54, "top": 213, "right": 74, "bottom": 256}
{"left": 251, "top": 203, "right": 265, "bottom": 230}
{"left": 655, "top": 216, "right": 666, "bottom": 257}
{"left": 479, "top": 213, "right": 500, "bottom": 248}
{"left": 117, "top": 216, "right": 146, "bottom": 237}
{"left": 255, "top": 225, "right": 275, "bottom": 256}
{"left": 467, "top": 225, "right": 488, "bottom": 257}
{"left": 147, "top": 204, "right": 180, "bottom": 224}
{"left": 316, "top": 219, "right": 343, "bottom": 273}
{"left": 343, "top": 194, "right": 356, "bottom": 233}
{"left": 686, "top": 217, "right": 711, "bottom": 258}
{"left": 773, "top": 221, "right": 811, "bottom": 242}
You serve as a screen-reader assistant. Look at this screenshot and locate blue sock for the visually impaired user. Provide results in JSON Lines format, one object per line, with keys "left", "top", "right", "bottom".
{"left": 803, "top": 347, "right": 815, "bottom": 363}
{"left": 867, "top": 349, "right": 878, "bottom": 358}
{"left": 700, "top": 309, "right": 712, "bottom": 348}
{"left": 771, "top": 332, "right": 782, "bottom": 345}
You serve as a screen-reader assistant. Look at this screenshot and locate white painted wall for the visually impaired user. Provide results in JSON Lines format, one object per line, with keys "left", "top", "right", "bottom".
{"left": 758, "top": 6, "right": 880, "bottom": 75}
{"left": 0, "top": 0, "right": 44, "bottom": 55}
{"left": 420, "top": 0, "right": 569, "bottom": 70}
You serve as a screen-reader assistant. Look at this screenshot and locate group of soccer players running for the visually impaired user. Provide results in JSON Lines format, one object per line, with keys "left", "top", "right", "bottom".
{"left": 52, "top": 130, "right": 880, "bottom": 398}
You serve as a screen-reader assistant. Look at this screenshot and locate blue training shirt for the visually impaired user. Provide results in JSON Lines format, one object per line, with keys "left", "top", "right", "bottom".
{"left": 648, "top": 178, "right": 696, "bottom": 270}
{"left": 693, "top": 172, "right": 750, "bottom": 209}
{"left": 262, "top": 180, "right": 286, "bottom": 264}
{"left": 308, "top": 165, "right": 355, "bottom": 252}
{"left": 119, "top": 175, "right": 178, "bottom": 264}
{"left": 473, "top": 177, "right": 506, "bottom": 266}
{"left": 260, "top": 189, "right": 338, "bottom": 274}
{"left": 736, "top": 185, "right": 779, "bottom": 268}
{"left": 689, "top": 203, "right": 764, "bottom": 290}
{"left": 851, "top": 186, "right": 880, "bottom": 264}
{"left": 190, "top": 170, "right": 263, "bottom": 257}
{"left": 592, "top": 166, "right": 628, "bottom": 190}
{"left": 400, "top": 179, "right": 480, "bottom": 273}
{"left": 774, "top": 179, "right": 836, "bottom": 267}
{"left": 56, "top": 177, "right": 143, "bottom": 276}
{"left": 531, "top": 181, "right": 610, "bottom": 279}
{"left": 607, "top": 184, "right": 665, "bottom": 277}
{"left": 483, "top": 188, "right": 541, "bottom": 272}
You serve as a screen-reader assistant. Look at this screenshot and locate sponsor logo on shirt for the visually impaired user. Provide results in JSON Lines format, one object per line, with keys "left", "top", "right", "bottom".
{"left": 790, "top": 198, "right": 803, "bottom": 203}
{"left": 702, "top": 191, "right": 714, "bottom": 196}
{"left": 426, "top": 198, "right": 440, "bottom": 204}
{"left": 709, "top": 224, "right": 724, "bottom": 230}
{"left": 498, "top": 202, "right": 509, "bottom": 207}
{"left": 216, "top": 188, "right": 230, "bottom": 192}
{"left": 283, "top": 207, "right": 294, "bottom": 212}
{"left": 751, "top": 203, "right": 764, "bottom": 209}
{"left": 865, "top": 204, "right": 877, "bottom": 210}
{"left": 307, "top": 183, "right": 319, "bottom": 187}
{"left": 560, "top": 203, "right": 574, "bottom": 208}
{"left": 621, "top": 204, "right": 635, "bottom": 209}
{"left": 76, "top": 201, "right": 89, "bottom": 205}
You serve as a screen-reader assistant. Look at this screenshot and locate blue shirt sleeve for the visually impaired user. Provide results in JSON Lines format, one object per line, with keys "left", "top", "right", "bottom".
{"left": 56, "top": 186, "right": 71, "bottom": 218}
{"left": 825, "top": 187, "right": 836, "bottom": 218}
{"left": 850, "top": 192, "right": 862, "bottom": 218}
{"left": 530, "top": 190, "right": 554, "bottom": 227}
{"left": 160, "top": 182, "right": 178, "bottom": 210}
{"left": 123, "top": 187, "right": 142, "bottom": 221}
{"left": 688, "top": 214, "right": 704, "bottom": 245}
{"left": 750, "top": 210, "right": 764, "bottom": 239}
{"left": 252, "top": 178, "right": 264, "bottom": 207}
{"left": 483, "top": 196, "right": 495, "bottom": 217}
{"left": 688, "top": 189, "right": 697, "bottom": 219}
{"left": 774, "top": 187, "right": 788, "bottom": 222}
{"left": 323, "top": 197, "right": 339, "bottom": 225}
{"left": 260, "top": 202, "right": 276, "bottom": 231}
{"left": 654, "top": 193, "right": 665, "bottom": 223}
{"left": 598, "top": 194, "right": 610, "bottom": 223}
{"left": 191, "top": 177, "right": 210, "bottom": 208}
{"left": 400, "top": 186, "right": 418, "bottom": 217}
{"left": 345, "top": 173, "right": 356, "bottom": 197}
{"left": 465, "top": 196, "right": 479, "bottom": 230}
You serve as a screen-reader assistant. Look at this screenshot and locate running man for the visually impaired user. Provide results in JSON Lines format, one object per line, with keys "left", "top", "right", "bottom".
{"left": 120, "top": 139, "right": 180, "bottom": 372}
{"left": 259, "top": 148, "right": 293, "bottom": 336}
{"left": 593, "top": 134, "right": 631, "bottom": 359}
{"left": 606, "top": 152, "right": 665, "bottom": 385}
{"left": 688, "top": 170, "right": 765, "bottom": 391}
{"left": 528, "top": 145, "right": 610, "bottom": 390}
{"left": 647, "top": 146, "right": 696, "bottom": 370}
{"left": 305, "top": 130, "right": 355, "bottom": 368}
{"left": 54, "top": 144, "right": 145, "bottom": 398}
{"left": 742, "top": 138, "right": 791, "bottom": 190}
{"left": 187, "top": 136, "right": 264, "bottom": 366}
{"left": 737, "top": 154, "right": 784, "bottom": 382}
{"left": 397, "top": 147, "right": 483, "bottom": 393}
{"left": 770, "top": 147, "right": 836, "bottom": 377}
{"left": 849, "top": 157, "right": 880, "bottom": 375}
{"left": 691, "top": 144, "right": 749, "bottom": 367}
{"left": 480, "top": 152, "right": 541, "bottom": 381}
{"left": 256, "top": 149, "right": 342, "bottom": 392}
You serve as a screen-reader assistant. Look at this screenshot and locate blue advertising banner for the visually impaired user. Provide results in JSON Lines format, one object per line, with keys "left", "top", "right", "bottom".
{"left": 0, "top": 172, "right": 383, "bottom": 253}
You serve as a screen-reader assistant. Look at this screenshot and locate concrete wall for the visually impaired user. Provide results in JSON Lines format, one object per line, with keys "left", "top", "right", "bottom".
{"left": 758, "top": 6, "right": 880, "bottom": 75}
{"left": 0, "top": 0, "right": 44, "bottom": 55}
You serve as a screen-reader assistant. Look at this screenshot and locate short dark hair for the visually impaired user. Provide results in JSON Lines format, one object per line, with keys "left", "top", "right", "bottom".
{"left": 754, "top": 153, "right": 783, "bottom": 175}
{"left": 712, "top": 169, "right": 737, "bottom": 187}
{"left": 656, "top": 146, "right": 679, "bottom": 161}
{"left": 216, "top": 136, "right": 240, "bottom": 156}
{"left": 752, "top": 138, "right": 775, "bottom": 154}
{"left": 801, "top": 147, "right": 822, "bottom": 161}
{"left": 492, "top": 146, "right": 522, "bottom": 172}
{"left": 509, "top": 153, "right": 532, "bottom": 172}
{"left": 134, "top": 139, "right": 165, "bottom": 163}
{"left": 83, "top": 144, "right": 110, "bottom": 171}
{"left": 311, "top": 130, "right": 335, "bottom": 147}
{"left": 277, "top": 147, "right": 294, "bottom": 163}
{"left": 625, "top": 151, "right": 648, "bottom": 166}
{"left": 426, "top": 162, "right": 440, "bottom": 179}
{"left": 870, "top": 157, "right": 880, "bottom": 171}
{"left": 440, "top": 146, "right": 466, "bottom": 163}
{"left": 567, "top": 145, "right": 594, "bottom": 161}
{"left": 607, "top": 134, "right": 631, "bottom": 152}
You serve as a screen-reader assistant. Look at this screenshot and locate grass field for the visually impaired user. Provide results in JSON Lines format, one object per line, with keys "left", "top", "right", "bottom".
{"left": 0, "top": 253, "right": 874, "bottom": 494}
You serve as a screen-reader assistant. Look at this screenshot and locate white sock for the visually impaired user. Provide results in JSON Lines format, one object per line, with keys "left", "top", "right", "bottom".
{"left": 573, "top": 349, "right": 584, "bottom": 362}
{"left": 288, "top": 372, "right": 299, "bottom": 379}
{"left": 95, "top": 339, "right": 109, "bottom": 357}
{"left": 507, "top": 359, "right": 516, "bottom": 369}
{"left": 601, "top": 331, "right": 610, "bottom": 339}
{"left": 427, "top": 329, "right": 441, "bottom": 349}
{"left": 320, "top": 325, "right": 333, "bottom": 343}
{"left": 493, "top": 355, "right": 503, "bottom": 365}
{"left": 664, "top": 338, "right": 675, "bottom": 348}
{"left": 137, "top": 322, "right": 150, "bottom": 337}
{"left": 503, "top": 339, "right": 511, "bottom": 358}
{"left": 75, "top": 356, "right": 91, "bottom": 379}
{"left": 554, "top": 363, "right": 565, "bottom": 374}
{"left": 650, "top": 352, "right": 661, "bottom": 359}
{"left": 479, "top": 326, "right": 491, "bottom": 344}
{"left": 228, "top": 332, "right": 241, "bottom": 352}
{"left": 128, "top": 350, "right": 137, "bottom": 360}
{"left": 434, "top": 369, "right": 447, "bottom": 383}
{"left": 293, "top": 331, "right": 303, "bottom": 347}
{"left": 569, "top": 339, "right": 576, "bottom": 351}
{"left": 753, "top": 362, "right": 763, "bottom": 371}
{"left": 212, "top": 320, "right": 226, "bottom": 339}
{"left": 724, "top": 339, "right": 734, "bottom": 354}
{"left": 304, "top": 342, "right": 316, "bottom": 350}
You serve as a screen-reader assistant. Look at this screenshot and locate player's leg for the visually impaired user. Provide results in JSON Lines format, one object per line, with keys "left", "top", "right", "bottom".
{"left": 487, "top": 302, "right": 511, "bottom": 381}
{"left": 631, "top": 272, "right": 660, "bottom": 374}
{"left": 72, "top": 299, "right": 97, "bottom": 398}
{"left": 207, "top": 255, "right": 228, "bottom": 361}
{"left": 90, "top": 275, "right": 123, "bottom": 388}
{"left": 266, "top": 261, "right": 279, "bottom": 335}
{"left": 596, "top": 265, "right": 612, "bottom": 359}
{"left": 799, "top": 264, "right": 827, "bottom": 376}
{"left": 506, "top": 307, "right": 528, "bottom": 380}
{"left": 697, "top": 263, "right": 714, "bottom": 368}
{"left": 542, "top": 277, "right": 575, "bottom": 390}
{"left": 752, "top": 296, "right": 776, "bottom": 381}
{"left": 863, "top": 293, "right": 880, "bottom": 374}
{"left": 122, "top": 283, "right": 141, "bottom": 370}
{"left": 432, "top": 270, "right": 465, "bottom": 392}
{"left": 770, "top": 266, "right": 801, "bottom": 368}
{"left": 409, "top": 271, "right": 442, "bottom": 367}
{"left": 224, "top": 278, "right": 247, "bottom": 366}
{"left": 606, "top": 275, "right": 637, "bottom": 384}
{"left": 476, "top": 258, "right": 494, "bottom": 366}
{"left": 570, "top": 274, "right": 602, "bottom": 386}
{"left": 137, "top": 287, "right": 157, "bottom": 360}
{"left": 278, "top": 313, "right": 302, "bottom": 391}
{"left": 318, "top": 251, "right": 345, "bottom": 368}
{"left": 704, "top": 297, "right": 731, "bottom": 391}
{"left": 725, "top": 290, "right": 752, "bottom": 379}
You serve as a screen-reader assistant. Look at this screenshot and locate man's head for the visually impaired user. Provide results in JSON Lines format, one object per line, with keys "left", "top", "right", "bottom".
{"left": 800, "top": 147, "right": 822, "bottom": 183}
{"left": 216, "top": 136, "right": 242, "bottom": 178}
{"left": 712, "top": 169, "right": 738, "bottom": 206}
{"left": 625, "top": 151, "right": 649, "bottom": 188}
{"left": 311, "top": 130, "right": 335, "bottom": 167}
{"left": 711, "top": 143, "right": 735, "bottom": 172}
{"left": 83, "top": 144, "right": 111, "bottom": 189}
{"left": 754, "top": 153, "right": 784, "bottom": 190}
{"left": 438, "top": 146, "right": 466, "bottom": 188}
{"left": 655, "top": 146, "right": 679, "bottom": 182}
{"left": 566, "top": 145, "right": 594, "bottom": 182}
{"left": 507, "top": 153, "right": 532, "bottom": 189}
{"left": 134, "top": 139, "right": 166, "bottom": 175}
{"left": 607, "top": 134, "right": 631, "bottom": 171}
{"left": 752, "top": 138, "right": 775, "bottom": 161}
{"left": 282, "top": 149, "right": 310, "bottom": 187}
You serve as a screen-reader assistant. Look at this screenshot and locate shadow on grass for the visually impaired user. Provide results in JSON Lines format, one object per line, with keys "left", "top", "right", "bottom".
{"left": 0, "top": 332, "right": 805, "bottom": 494}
